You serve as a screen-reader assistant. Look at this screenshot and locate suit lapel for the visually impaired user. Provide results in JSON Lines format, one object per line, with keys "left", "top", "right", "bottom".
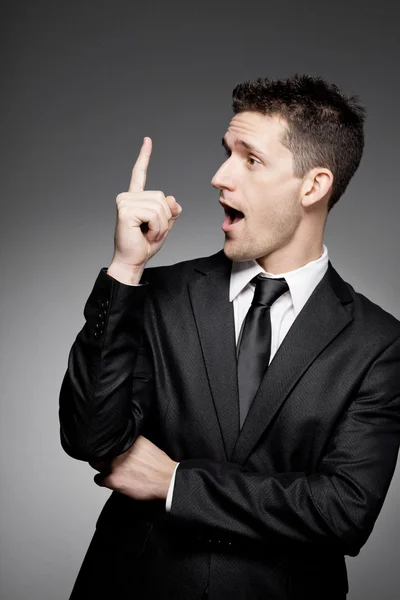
{"left": 231, "top": 261, "right": 354, "bottom": 464}
{"left": 187, "top": 252, "right": 354, "bottom": 465}
{"left": 187, "top": 250, "right": 240, "bottom": 459}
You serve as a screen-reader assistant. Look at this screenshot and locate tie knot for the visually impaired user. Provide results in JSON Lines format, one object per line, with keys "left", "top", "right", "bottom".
{"left": 251, "top": 274, "right": 289, "bottom": 307}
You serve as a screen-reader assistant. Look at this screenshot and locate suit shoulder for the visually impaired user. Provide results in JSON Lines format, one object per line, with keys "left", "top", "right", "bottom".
{"left": 141, "top": 249, "right": 228, "bottom": 290}
{"left": 346, "top": 281, "right": 400, "bottom": 340}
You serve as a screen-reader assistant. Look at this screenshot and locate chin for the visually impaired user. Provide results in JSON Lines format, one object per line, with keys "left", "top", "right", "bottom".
{"left": 223, "top": 239, "right": 259, "bottom": 263}
{"left": 223, "top": 233, "right": 280, "bottom": 263}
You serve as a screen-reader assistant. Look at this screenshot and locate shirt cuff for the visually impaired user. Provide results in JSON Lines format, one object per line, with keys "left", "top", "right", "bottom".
{"left": 165, "top": 462, "right": 180, "bottom": 512}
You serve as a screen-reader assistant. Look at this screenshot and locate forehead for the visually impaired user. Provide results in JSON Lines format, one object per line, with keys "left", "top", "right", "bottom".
{"left": 225, "top": 111, "right": 289, "bottom": 151}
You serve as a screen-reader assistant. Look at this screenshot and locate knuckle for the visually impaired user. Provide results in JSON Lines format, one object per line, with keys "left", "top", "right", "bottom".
{"left": 153, "top": 192, "right": 168, "bottom": 218}
{"left": 116, "top": 192, "right": 129, "bottom": 205}
{"left": 155, "top": 193, "right": 172, "bottom": 219}
{"left": 148, "top": 205, "right": 160, "bottom": 216}
{"left": 117, "top": 204, "right": 132, "bottom": 216}
{"left": 146, "top": 208, "right": 162, "bottom": 227}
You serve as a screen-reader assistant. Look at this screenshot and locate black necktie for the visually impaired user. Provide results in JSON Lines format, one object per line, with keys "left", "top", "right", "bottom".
{"left": 237, "top": 274, "right": 289, "bottom": 428}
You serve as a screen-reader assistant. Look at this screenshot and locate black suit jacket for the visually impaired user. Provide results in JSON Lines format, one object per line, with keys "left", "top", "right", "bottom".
{"left": 59, "top": 249, "right": 400, "bottom": 600}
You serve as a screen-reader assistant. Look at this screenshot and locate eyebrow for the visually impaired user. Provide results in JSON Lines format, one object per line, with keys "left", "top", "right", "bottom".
{"left": 222, "top": 136, "right": 266, "bottom": 158}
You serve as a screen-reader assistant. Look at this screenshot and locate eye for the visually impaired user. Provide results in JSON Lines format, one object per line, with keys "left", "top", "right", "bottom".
{"left": 223, "top": 148, "right": 260, "bottom": 167}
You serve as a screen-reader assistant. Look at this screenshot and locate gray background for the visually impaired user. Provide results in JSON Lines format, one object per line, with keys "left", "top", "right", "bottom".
{"left": 1, "top": 1, "right": 399, "bottom": 598}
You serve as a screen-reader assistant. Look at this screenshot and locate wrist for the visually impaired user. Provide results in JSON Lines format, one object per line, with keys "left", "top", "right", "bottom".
{"left": 159, "top": 460, "right": 179, "bottom": 501}
{"left": 107, "top": 261, "right": 145, "bottom": 285}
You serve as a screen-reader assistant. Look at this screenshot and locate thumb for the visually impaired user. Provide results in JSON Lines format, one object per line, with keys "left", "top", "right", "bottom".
{"left": 166, "top": 196, "right": 182, "bottom": 225}
{"left": 156, "top": 196, "right": 182, "bottom": 242}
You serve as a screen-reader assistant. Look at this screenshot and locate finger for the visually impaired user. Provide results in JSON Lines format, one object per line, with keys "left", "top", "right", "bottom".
{"left": 120, "top": 204, "right": 168, "bottom": 243}
{"left": 165, "top": 195, "right": 182, "bottom": 219}
{"left": 128, "top": 137, "right": 152, "bottom": 193}
{"left": 153, "top": 196, "right": 181, "bottom": 241}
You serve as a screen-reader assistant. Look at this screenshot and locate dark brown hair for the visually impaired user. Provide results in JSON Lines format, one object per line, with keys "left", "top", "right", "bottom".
{"left": 232, "top": 75, "right": 366, "bottom": 211}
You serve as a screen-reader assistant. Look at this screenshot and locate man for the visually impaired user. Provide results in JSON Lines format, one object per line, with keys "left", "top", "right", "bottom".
{"left": 59, "top": 75, "right": 400, "bottom": 599}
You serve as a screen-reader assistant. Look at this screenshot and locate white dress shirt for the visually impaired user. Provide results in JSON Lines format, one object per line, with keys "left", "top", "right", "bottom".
{"left": 165, "top": 244, "right": 329, "bottom": 511}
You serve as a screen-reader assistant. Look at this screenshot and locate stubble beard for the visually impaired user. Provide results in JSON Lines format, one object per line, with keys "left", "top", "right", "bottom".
{"left": 223, "top": 209, "right": 302, "bottom": 264}
{"left": 223, "top": 227, "right": 275, "bottom": 263}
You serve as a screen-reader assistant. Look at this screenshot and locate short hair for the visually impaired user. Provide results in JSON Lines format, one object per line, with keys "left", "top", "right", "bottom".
{"left": 232, "top": 74, "right": 366, "bottom": 211}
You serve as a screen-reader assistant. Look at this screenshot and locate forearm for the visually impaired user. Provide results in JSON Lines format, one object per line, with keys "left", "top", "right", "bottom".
{"left": 59, "top": 267, "right": 152, "bottom": 462}
{"left": 170, "top": 460, "right": 376, "bottom": 556}
{"left": 170, "top": 335, "right": 400, "bottom": 555}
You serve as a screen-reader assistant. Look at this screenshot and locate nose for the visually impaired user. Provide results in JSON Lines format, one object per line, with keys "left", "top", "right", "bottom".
{"left": 211, "top": 159, "right": 235, "bottom": 191}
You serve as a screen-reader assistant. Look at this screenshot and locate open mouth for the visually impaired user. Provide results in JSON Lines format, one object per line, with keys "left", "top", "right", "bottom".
{"left": 220, "top": 199, "right": 245, "bottom": 232}
{"left": 222, "top": 205, "right": 245, "bottom": 232}
{"left": 226, "top": 206, "right": 245, "bottom": 224}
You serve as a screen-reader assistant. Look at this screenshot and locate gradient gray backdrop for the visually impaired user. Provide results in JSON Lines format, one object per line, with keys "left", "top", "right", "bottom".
{"left": 1, "top": 1, "right": 399, "bottom": 598}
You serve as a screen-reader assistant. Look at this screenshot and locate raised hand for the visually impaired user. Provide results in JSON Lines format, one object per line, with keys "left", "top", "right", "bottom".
{"left": 107, "top": 137, "right": 182, "bottom": 284}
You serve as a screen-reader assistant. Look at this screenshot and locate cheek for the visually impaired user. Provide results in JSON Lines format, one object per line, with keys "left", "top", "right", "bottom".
{"left": 271, "top": 177, "right": 302, "bottom": 212}
{"left": 248, "top": 187, "right": 300, "bottom": 228}
{"left": 243, "top": 171, "right": 300, "bottom": 218}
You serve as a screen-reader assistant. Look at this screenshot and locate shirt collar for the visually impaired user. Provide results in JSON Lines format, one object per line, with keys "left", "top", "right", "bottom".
{"left": 229, "top": 244, "right": 329, "bottom": 318}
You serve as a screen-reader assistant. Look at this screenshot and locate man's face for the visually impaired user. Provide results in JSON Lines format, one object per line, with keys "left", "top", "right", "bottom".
{"left": 211, "top": 111, "right": 304, "bottom": 263}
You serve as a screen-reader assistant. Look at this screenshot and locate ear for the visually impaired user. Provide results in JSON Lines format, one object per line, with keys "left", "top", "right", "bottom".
{"left": 300, "top": 168, "right": 333, "bottom": 209}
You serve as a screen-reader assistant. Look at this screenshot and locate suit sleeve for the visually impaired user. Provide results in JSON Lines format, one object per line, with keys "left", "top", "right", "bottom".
{"left": 169, "top": 335, "right": 400, "bottom": 556}
{"left": 59, "top": 268, "right": 154, "bottom": 463}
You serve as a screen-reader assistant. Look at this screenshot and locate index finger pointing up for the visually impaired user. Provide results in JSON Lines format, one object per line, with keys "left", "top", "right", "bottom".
{"left": 128, "top": 137, "right": 152, "bottom": 192}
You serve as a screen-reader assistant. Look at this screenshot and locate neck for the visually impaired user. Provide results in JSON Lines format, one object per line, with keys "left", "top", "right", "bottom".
{"left": 256, "top": 226, "right": 325, "bottom": 275}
